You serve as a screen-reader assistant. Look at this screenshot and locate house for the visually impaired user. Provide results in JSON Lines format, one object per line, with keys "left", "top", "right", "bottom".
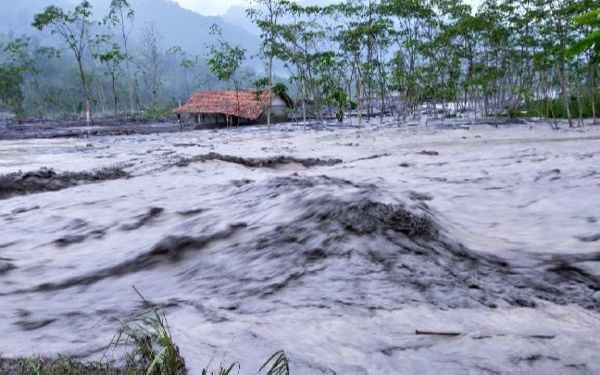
{"left": 173, "top": 89, "right": 294, "bottom": 126}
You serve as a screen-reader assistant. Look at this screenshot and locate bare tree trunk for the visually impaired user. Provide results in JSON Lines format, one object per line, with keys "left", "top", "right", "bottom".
{"left": 378, "top": 50, "right": 386, "bottom": 124}
{"left": 112, "top": 74, "right": 118, "bottom": 117}
{"left": 354, "top": 61, "right": 363, "bottom": 127}
{"left": 117, "top": 6, "right": 136, "bottom": 118}
{"left": 588, "top": 63, "right": 597, "bottom": 124}
{"left": 576, "top": 87, "right": 584, "bottom": 127}
{"left": 558, "top": 62, "right": 573, "bottom": 127}
{"left": 267, "top": 53, "right": 273, "bottom": 127}
{"left": 77, "top": 56, "right": 92, "bottom": 136}
{"left": 301, "top": 80, "right": 307, "bottom": 128}
{"left": 125, "top": 49, "right": 135, "bottom": 117}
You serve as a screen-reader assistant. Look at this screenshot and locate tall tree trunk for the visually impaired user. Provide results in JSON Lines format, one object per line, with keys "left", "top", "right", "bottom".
{"left": 267, "top": 53, "right": 273, "bottom": 126}
{"left": 354, "top": 61, "right": 363, "bottom": 127}
{"left": 77, "top": 56, "right": 91, "bottom": 124}
{"left": 112, "top": 74, "right": 118, "bottom": 117}
{"left": 576, "top": 87, "right": 583, "bottom": 127}
{"left": 558, "top": 62, "right": 573, "bottom": 127}
{"left": 588, "top": 62, "right": 597, "bottom": 124}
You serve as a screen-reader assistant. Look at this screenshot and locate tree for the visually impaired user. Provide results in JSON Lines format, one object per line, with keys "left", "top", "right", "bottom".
{"left": 270, "top": 1, "right": 337, "bottom": 124}
{"left": 33, "top": 1, "right": 95, "bottom": 123}
{"left": 382, "top": 0, "right": 435, "bottom": 119}
{"left": 0, "top": 66, "right": 25, "bottom": 118}
{"left": 333, "top": 0, "right": 370, "bottom": 126}
{"left": 169, "top": 46, "right": 200, "bottom": 97}
{"left": 207, "top": 24, "right": 247, "bottom": 126}
{"left": 105, "top": 0, "right": 136, "bottom": 116}
{"left": 571, "top": 10, "right": 600, "bottom": 57}
{"left": 138, "top": 22, "right": 164, "bottom": 111}
{"left": 95, "top": 43, "right": 126, "bottom": 117}
{"left": 247, "top": 0, "right": 287, "bottom": 126}
{"left": 572, "top": 6, "right": 600, "bottom": 122}
{"left": 0, "top": 38, "right": 38, "bottom": 118}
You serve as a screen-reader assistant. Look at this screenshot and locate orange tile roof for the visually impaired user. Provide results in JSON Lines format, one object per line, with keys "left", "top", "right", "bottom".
{"left": 172, "top": 89, "right": 292, "bottom": 120}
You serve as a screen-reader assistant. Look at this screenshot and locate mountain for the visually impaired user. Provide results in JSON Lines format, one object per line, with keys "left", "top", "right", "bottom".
{"left": 0, "top": 0, "right": 260, "bottom": 58}
{"left": 1, "top": 0, "right": 72, "bottom": 38}
{"left": 130, "top": 0, "right": 259, "bottom": 56}
{"left": 222, "top": 5, "right": 256, "bottom": 35}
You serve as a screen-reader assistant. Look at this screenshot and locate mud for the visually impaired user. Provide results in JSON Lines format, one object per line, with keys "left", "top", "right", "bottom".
{"left": 174, "top": 152, "right": 342, "bottom": 169}
{"left": 1, "top": 120, "right": 600, "bottom": 373}
{"left": 0, "top": 117, "right": 194, "bottom": 140}
{"left": 17, "top": 224, "right": 247, "bottom": 294}
{"left": 0, "top": 166, "right": 129, "bottom": 200}
{"left": 576, "top": 234, "right": 600, "bottom": 242}
{"left": 0, "top": 260, "right": 15, "bottom": 275}
{"left": 418, "top": 150, "right": 440, "bottom": 156}
{"left": 120, "top": 207, "right": 165, "bottom": 231}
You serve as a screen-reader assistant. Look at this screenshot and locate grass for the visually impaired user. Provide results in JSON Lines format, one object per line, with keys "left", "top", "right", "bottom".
{"left": 109, "top": 287, "right": 187, "bottom": 375}
{"left": 0, "top": 356, "right": 123, "bottom": 375}
{"left": 258, "top": 351, "right": 290, "bottom": 375}
{"left": 0, "top": 289, "right": 291, "bottom": 375}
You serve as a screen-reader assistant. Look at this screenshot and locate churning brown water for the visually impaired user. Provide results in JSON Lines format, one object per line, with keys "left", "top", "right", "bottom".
{"left": 1, "top": 119, "right": 600, "bottom": 374}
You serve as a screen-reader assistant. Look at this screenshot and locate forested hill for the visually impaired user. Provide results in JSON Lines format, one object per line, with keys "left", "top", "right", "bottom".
{"left": 2, "top": 0, "right": 72, "bottom": 37}
{"left": 0, "top": 0, "right": 259, "bottom": 55}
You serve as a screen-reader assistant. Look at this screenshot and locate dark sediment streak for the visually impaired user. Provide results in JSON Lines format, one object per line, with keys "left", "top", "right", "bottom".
{"left": 5, "top": 175, "right": 600, "bottom": 314}
{"left": 6, "top": 224, "right": 247, "bottom": 294}
{"left": 120, "top": 207, "right": 165, "bottom": 231}
{"left": 0, "top": 166, "right": 129, "bottom": 200}
{"left": 174, "top": 152, "right": 342, "bottom": 169}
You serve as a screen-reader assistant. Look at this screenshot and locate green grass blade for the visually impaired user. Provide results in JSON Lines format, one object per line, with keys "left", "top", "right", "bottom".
{"left": 146, "top": 347, "right": 167, "bottom": 375}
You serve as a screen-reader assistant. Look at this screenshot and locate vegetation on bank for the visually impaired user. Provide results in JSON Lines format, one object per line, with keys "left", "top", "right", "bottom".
{"left": 0, "top": 292, "right": 290, "bottom": 375}
{"left": 505, "top": 91, "right": 600, "bottom": 120}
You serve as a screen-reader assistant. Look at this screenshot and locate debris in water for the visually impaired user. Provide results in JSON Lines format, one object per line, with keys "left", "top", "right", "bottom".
{"left": 418, "top": 150, "right": 439, "bottom": 156}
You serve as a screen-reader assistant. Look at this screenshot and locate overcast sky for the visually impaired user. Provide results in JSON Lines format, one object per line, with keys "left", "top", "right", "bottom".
{"left": 174, "top": 0, "right": 248, "bottom": 16}
{"left": 174, "top": 0, "right": 482, "bottom": 17}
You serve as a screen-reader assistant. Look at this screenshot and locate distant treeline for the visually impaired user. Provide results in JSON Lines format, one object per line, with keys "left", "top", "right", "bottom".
{"left": 0, "top": 0, "right": 261, "bottom": 120}
{"left": 1, "top": 0, "right": 599, "bottom": 127}
{"left": 245, "top": 0, "right": 600, "bottom": 127}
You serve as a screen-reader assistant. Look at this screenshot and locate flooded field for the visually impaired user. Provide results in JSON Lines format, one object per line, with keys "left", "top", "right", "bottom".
{"left": 1, "top": 119, "right": 600, "bottom": 374}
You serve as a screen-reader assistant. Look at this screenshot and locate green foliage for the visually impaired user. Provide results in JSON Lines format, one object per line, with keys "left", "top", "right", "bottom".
{"left": 329, "top": 87, "right": 349, "bottom": 122}
{"left": 32, "top": 0, "right": 95, "bottom": 115}
{"left": 32, "top": 1, "right": 94, "bottom": 56}
{"left": 0, "top": 65, "right": 25, "bottom": 117}
{"left": 207, "top": 24, "right": 246, "bottom": 88}
{"left": 95, "top": 42, "right": 126, "bottom": 115}
{"left": 97, "top": 45, "right": 125, "bottom": 67}
{"left": 253, "top": 77, "right": 270, "bottom": 91}
{"left": 0, "top": 286, "right": 292, "bottom": 375}
{"left": 112, "top": 313, "right": 186, "bottom": 374}
{"left": 106, "top": 0, "right": 134, "bottom": 28}
{"left": 570, "top": 10, "right": 600, "bottom": 59}
{"left": 200, "top": 361, "right": 240, "bottom": 375}
{"left": 5, "top": 0, "right": 596, "bottom": 123}
{"left": 0, "top": 355, "right": 122, "bottom": 374}
{"left": 169, "top": 46, "right": 199, "bottom": 71}
{"left": 0, "top": 38, "right": 38, "bottom": 117}
{"left": 141, "top": 104, "right": 176, "bottom": 121}
{"left": 508, "top": 92, "right": 600, "bottom": 119}
{"left": 272, "top": 82, "right": 288, "bottom": 95}
{"left": 259, "top": 350, "right": 290, "bottom": 375}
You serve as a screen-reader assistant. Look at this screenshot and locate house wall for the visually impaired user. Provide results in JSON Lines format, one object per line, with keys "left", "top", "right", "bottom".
{"left": 193, "top": 113, "right": 253, "bottom": 128}
{"left": 255, "top": 96, "right": 290, "bottom": 124}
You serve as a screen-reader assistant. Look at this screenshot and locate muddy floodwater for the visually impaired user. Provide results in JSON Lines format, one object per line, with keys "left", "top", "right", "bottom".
{"left": 1, "top": 119, "right": 600, "bottom": 374}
